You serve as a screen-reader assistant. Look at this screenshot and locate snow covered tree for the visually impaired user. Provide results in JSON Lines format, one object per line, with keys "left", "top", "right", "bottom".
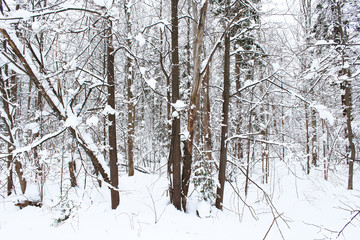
{"left": 311, "top": 0, "right": 360, "bottom": 189}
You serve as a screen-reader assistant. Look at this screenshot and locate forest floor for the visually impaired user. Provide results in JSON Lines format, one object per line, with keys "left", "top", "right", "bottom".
{"left": 1, "top": 160, "right": 359, "bottom": 240}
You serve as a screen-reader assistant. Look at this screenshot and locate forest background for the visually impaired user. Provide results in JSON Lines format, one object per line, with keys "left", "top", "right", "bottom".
{"left": 0, "top": 0, "right": 360, "bottom": 239}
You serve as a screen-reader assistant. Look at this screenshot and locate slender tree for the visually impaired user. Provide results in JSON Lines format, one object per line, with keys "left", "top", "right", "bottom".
{"left": 168, "top": 0, "right": 182, "bottom": 210}
{"left": 106, "top": 19, "right": 120, "bottom": 209}
{"left": 215, "top": 0, "right": 231, "bottom": 210}
{"left": 124, "top": 0, "right": 135, "bottom": 177}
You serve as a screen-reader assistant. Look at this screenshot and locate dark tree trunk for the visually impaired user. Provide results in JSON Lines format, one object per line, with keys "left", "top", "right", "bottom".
{"left": 215, "top": 30, "right": 231, "bottom": 210}
{"left": 127, "top": 61, "right": 135, "bottom": 177}
{"left": 343, "top": 76, "right": 355, "bottom": 190}
{"left": 169, "top": 0, "right": 182, "bottom": 211}
{"left": 107, "top": 20, "right": 120, "bottom": 209}
{"left": 7, "top": 157, "right": 13, "bottom": 196}
{"left": 203, "top": 65, "right": 213, "bottom": 164}
{"left": 235, "top": 53, "right": 243, "bottom": 160}
{"left": 69, "top": 160, "right": 77, "bottom": 187}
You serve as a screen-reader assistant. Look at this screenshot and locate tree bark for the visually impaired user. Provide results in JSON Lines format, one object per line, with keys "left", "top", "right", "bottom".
{"left": 169, "top": 0, "right": 182, "bottom": 211}
{"left": 186, "top": 0, "right": 208, "bottom": 156}
{"left": 124, "top": 0, "right": 135, "bottom": 177}
{"left": 305, "top": 104, "right": 310, "bottom": 174}
{"left": 69, "top": 160, "right": 77, "bottom": 187}
{"left": 182, "top": 0, "right": 209, "bottom": 211}
{"left": 311, "top": 109, "right": 318, "bottom": 166}
{"left": 343, "top": 75, "right": 355, "bottom": 190}
{"left": 215, "top": 30, "right": 231, "bottom": 210}
{"left": 107, "top": 20, "right": 120, "bottom": 209}
{"left": 203, "top": 65, "right": 213, "bottom": 164}
{"left": 235, "top": 53, "right": 243, "bottom": 160}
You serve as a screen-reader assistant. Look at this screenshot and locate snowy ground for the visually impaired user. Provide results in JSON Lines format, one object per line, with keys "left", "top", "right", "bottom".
{"left": 1, "top": 161, "right": 359, "bottom": 240}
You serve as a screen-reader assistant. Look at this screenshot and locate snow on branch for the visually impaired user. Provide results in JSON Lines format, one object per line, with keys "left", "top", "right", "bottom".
{"left": 0, "top": 132, "right": 12, "bottom": 146}
{"left": 200, "top": 8, "right": 247, "bottom": 75}
{"left": 226, "top": 134, "right": 288, "bottom": 147}
{"left": 0, "top": 27, "right": 111, "bottom": 185}
{"left": 0, "top": 28, "right": 66, "bottom": 118}
{"left": 0, "top": 7, "right": 102, "bottom": 21}
{"left": 0, "top": 128, "right": 66, "bottom": 159}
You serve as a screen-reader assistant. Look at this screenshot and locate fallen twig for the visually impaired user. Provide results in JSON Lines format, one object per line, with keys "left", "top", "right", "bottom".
{"left": 337, "top": 210, "right": 360, "bottom": 237}
{"left": 263, "top": 213, "right": 283, "bottom": 240}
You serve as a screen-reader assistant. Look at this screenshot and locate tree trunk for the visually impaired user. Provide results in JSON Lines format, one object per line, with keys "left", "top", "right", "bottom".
{"left": 182, "top": 0, "right": 209, "bottom": 211}
{"left": 169, "top": 0, "right": 182, "bottom": 211}
{"left": 344, "top": 77, "right": 355, "bottom": 190}
{"left": 305, "top": 104, "right": 310, "bottom": 174}
{"left": 125, "top": 0, "right": 135, "bottom": 177}
{"left": 215, "top": 30, "right": 231, "bottom": 210}
{"left": 186, "top": 0, "right": 208, "bottom": 156}
{"left": 244, "top": 112, "right": 252, "bottom": 197}
{"left": 69, "top": 160, "right": 77, "bottom": 187}
{"left": 332, "top": 1, "right": 355, "bottom": 190}
{"left": 7, "top": 156, "right": 13, "bottom": 196}
{"left": 235, "top": 53, "right": 243, "bottom": 160}
{"left": 311, "top": 109, "right": 318, "bottom": 166}
{"left": 127, "top": 64, "right": 135, "bottom": 177}
{"left": 322, "top": 120, "right": 329, "bottom": 181}
{"left": 203, "top": 65, "right": 213, "bottom": 164}
{"left": 107, "top": 20, "right": 120, "bottom": 209}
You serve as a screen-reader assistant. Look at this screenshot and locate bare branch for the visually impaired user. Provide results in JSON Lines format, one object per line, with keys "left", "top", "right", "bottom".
{"left": 338, "top": 210, "right": 360, "bottom": 237}
{"left": 0, "top": 7, "right": 102, "bottom": 21}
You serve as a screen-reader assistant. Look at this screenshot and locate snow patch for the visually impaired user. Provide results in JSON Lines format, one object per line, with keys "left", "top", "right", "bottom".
{"left": 311, "top": 104, "right": 335, "bottom": 125}
{"left": 171, "top": 100, "right": 187, "bottom": 111}
{"left": 181, "top": 129, "right": 190, "bottom": 140}
{"left": 135, "top": 33, "right": 146, "bottom": 46}
{"left": 31, "top": 21, "right": 43, "bottom": 33}
{"left": 315, "top": 40, "right": 329, "bottom": 45}
{"left": 24, "top": 122, "right": 40, "bottom": 134}
{"left": 65, "top": 114, "right": 82, "bottom": 128}
{"left": 86, "top": 116, "right": 99, "bottom": 127}
{"left": 93, "top": 0, "right": 113, "bottom": 9}
{"left": 146, "top": 78, "right": 157, "bottom": 89}
{"left": 139, "top": 67, "right": 147, "bottom": 76}
{"left": 103, "top": 105, "right": 116, "bottom": 115}
{"left": 67, "top": 88, "right": 78, "bottom": 97}
{"left": 172, "top": 110, "right": 179, "bottom": 118}
{"left": 243, "top": 80, "right": 254, "bottom": 88}
{"left": 9, "top": 9, "right": 33, "bottom": 20}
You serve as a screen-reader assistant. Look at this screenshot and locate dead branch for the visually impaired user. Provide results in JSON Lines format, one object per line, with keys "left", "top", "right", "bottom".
{"left": 263, "top": 213, "right": 283, "bottom": 240}
{"left": 15, "top": 200, "right": 42, "bottom": 209}
{"left": 338, "top": 210, "right": 360, "bottom": 237}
